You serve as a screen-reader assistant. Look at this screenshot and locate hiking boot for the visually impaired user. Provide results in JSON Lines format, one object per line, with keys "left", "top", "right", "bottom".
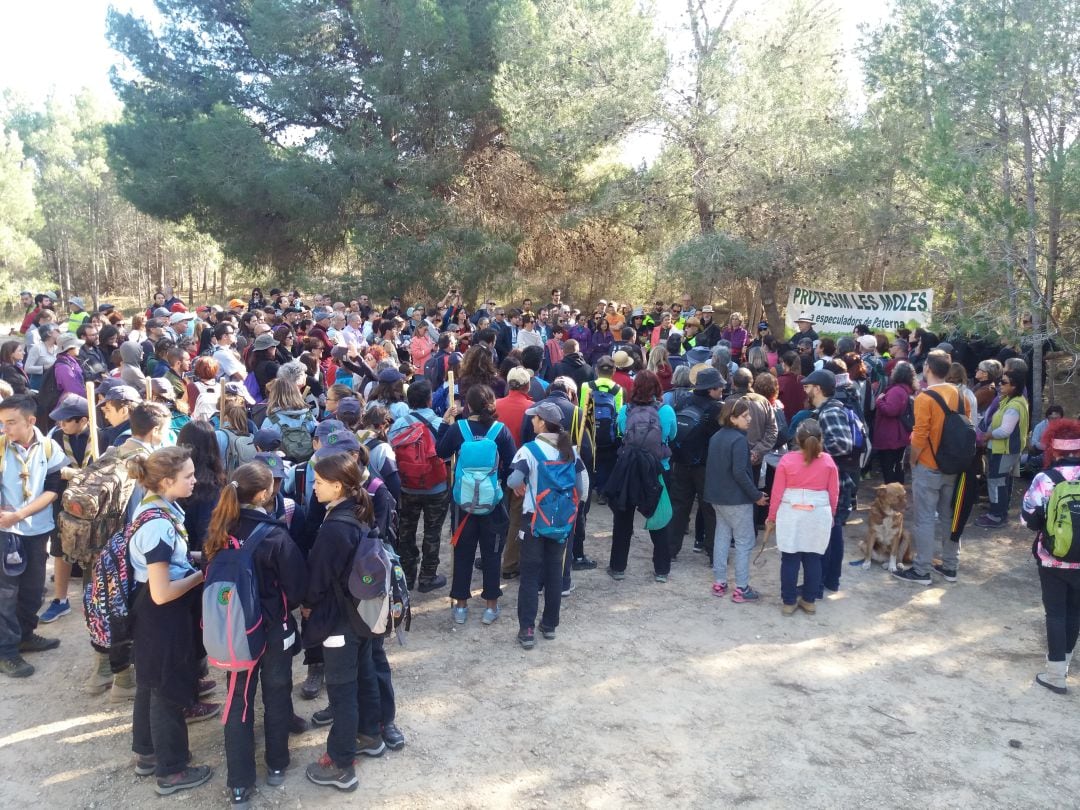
{"left": 561, "top": 582, "right": 575, "bottom": 597}
{"left": 892, "top": 567, "right": 932, "bottom": 586}
{"left": 300, "top": 663, "right": 324, "bottom": 700}
{"left": 290, "top": 713, "right": 308, "bottom": 735}
{"left": 1036, "top": 658, "right": 1069, "bottom": 695}
{"left": 197, "top": 678, "right": 217, "bottom": 697}
{"left": 355, "top": 732, "right": 386, "bottom": 757}
{"left": 134, "top": 753, "right": 156, "bottom": 777}
{"left": 606, "top": 568, "right": 625, "bottom": 581}
{"left": 974, "top": 514, "right": 1004, "bottom": 528}
{"left": 571, "top": 556, "right": 598, "bottom": 571}
{"left": 481, "top": 606, "right": 501, "bottom": 625}
{"left": 382, "top": 722, "right": 406, "bottom": 750}
{"left": 518, "top": 627, "right": 536, "bottom": 649}
{"left": 305, "top": 753, "right": 357, "bottom": 792}
{"left": 184, "top": 701, "right": 221, "bottom": 723}
{"left": 451, "top": 605, "right": 468, "bottom": 625}
{"left": 782, "top": 602, "right": 798, "bottom": 616}
{"left": 712, "top": 582, "right": 728, "bottom": 597}
{"left": 39, "top": 599, "right": 71, "bottom": 623}
{"left": 311, "top": 707, "right": 333, "bottom": 727}
{"left": 229, "top": 786, "right": 255, "bottom": 808}
{"left": 110, "top": 666, "right": 137, "bottom": 702}
{"left": 267, "top": 767, "right": 288, "bottom": 787}
{"left": 797, "top": 597, "right": 817, "bottom": 615}
{"left": 19, "top": 633, "right": 60, "bottom": 653}
{"left": 932, "top": 564, "right": 957, "bottom": 583}
{"left": 501, "top": 570, "right": 520, "bottom": 580}
{"left": 539, "top": 624, "right": 556, "bottom": 640}
{"left": 85, "top": 651, "right": 113, "bottom": 695}
{"left": 416, "top": 574, "right": 447, "bottom": 593}
{"left": 154, "top": 764, "right": 213, "bottom": 796}
{"left": 0, "top": 655, "right": 34, "bottom": 678}
{"left": 732, "top": 586, "right": 760, "bottom": 603}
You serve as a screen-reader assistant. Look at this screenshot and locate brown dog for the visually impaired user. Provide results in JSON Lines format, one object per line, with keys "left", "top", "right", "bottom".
{"left": 857, "top": 483, "right": 913, "bottom": 572}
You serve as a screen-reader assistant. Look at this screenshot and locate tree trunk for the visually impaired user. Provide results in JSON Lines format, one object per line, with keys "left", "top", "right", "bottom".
{"left": 1019, "top": 105, "right": 1044, "bottom": 420}
{"left": 998, "top": 100, "right": 1018, "bottom": 327}
{"left": 758, "top": 273, "right": 784, "bottom": 336}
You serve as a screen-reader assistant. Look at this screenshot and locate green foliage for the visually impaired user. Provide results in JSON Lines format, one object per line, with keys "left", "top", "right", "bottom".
{"left": 0, "top": 123, "right": 41, "bottom": 280}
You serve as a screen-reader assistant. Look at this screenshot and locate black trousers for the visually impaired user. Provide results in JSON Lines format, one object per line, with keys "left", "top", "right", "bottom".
{"left": 667, "top": 464, "right": 714, "bottom": 558}
{"left": 132, "top": 686, "right": 190, "bottom": 777}
{"left": 1039, "top": 564, "right": 1080, "bottom": 661}
{"left": 223, "top": 639, "right": 294, "bottom": 788}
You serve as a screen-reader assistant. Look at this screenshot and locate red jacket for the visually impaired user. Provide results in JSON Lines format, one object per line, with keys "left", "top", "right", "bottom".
{"left": 613, "top": 370, "right": 635, "bottom": 399}
{"left": 494, "top": 389, "right": 532, "bottom": 449}
{"left": 776, "top": 372, "right": 805, "bottom": 422}
{"left": 874, "top": 382, "right": 913, "bottom": 450}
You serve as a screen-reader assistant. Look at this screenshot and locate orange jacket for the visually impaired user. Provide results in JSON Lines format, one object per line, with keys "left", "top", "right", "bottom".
{"left": 911, "top": 383, "right": 965, "bottom": 470}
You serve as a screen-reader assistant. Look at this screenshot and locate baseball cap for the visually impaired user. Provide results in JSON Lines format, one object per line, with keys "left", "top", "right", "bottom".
{"left": 148, "top": 377, "right": 175, "bottom": 401}
{"left": 802, "top": 369, "right": 836, "bottom": 395}
{"left": 377, "top": 367, "right": 404, "bottom": 384}
{"left": 525, "top": 401, "right": 564, "bottom": 424}
{"left": 314, "top": 430, "right": 361, "bottom": 454}
{"left": 857, "top": 334, "right": 878, "bottom": 351}
{"left": 103, "top": 384, "right": 143, "bottom": 404}
{"left": 170, "top": 303, "right": 188, "bottom": 313}
{"left": 228, "top": 298, "right": 246, "bottom": 309}
{"left": 153, "top": 307, "right": 171, "bottom": 318}
{"left": 506, "top": 367, "right": 532, "bottom": 388}
{"left": 169, "top": 311, "right": 193, "bottom": 325}
{"left": 50, "top": 395, "right": 89, "bottom": 422}
{"left": 253, "top": 452, "right": 286, "bottom": 479}
{"left": 701, "top": 305, "right": 714, "bottom": 313}
{"left": 595, "top": 356, "right": 615, "bottom": 371}
{"left": 757, "top": 321, "right": 769, "bottom": 331}
{"left": 312, "top": 308, "right": 332, "bottom": 322}
{"left": 315, "top": 419, "right": 346, "bottom": 440}
{"left": 98, "top": 302, "right": 116, "bottom": 313}
{"left": 337, "top": 397, "right": 361, "bottom": 421}
{"left": 253, "top": 427, "right": 282, "bottom": 451}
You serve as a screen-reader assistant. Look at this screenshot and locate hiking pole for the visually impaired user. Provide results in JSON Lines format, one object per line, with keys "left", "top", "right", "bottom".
{"left": 219, "top": 378, "right": 226, "bottom": 424}
{"left": 85, "top": 380, "right": 99, "bottom": 462}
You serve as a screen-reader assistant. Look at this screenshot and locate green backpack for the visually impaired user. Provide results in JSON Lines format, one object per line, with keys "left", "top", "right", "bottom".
{"left": 1044, "top": 469, "right": 1080, "bottom": 562}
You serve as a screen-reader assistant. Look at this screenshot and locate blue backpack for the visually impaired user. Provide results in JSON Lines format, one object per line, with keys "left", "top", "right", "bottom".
{"left": 202, "top": 521, "right": 275, "bottom": 723}
{"left": 453, "top": 421, "right": 503, "bottom": 515}
{"left": 526, "top": 441, "right": 579, "bottom": 542}
{"left": 587, "top": 381, "right": 620, "bottom": 450}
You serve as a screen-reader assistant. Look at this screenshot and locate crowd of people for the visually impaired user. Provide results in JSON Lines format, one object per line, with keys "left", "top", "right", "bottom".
{"left": 0, "top": 284, "right": 1078, "bottom": 806}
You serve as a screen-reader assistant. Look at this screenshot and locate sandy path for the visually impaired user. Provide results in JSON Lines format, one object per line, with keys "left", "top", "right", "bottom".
{"left": 0, "top": 488, "right": 1076, "bottom": 809}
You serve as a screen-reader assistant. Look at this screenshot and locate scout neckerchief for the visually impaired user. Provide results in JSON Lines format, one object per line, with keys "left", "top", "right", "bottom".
{"left": 0, "top": 430, "right": 54, "bottom": 502}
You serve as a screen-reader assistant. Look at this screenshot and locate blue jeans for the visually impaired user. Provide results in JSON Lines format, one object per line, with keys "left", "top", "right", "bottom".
{"left": 223, "top": 635, "right": 295, "bottom": 788}
{"left": 517, "top": 521, "right": 567, "bottom": 632}
{"left": 322, "top": 623, "right": 378, "bottom": 767}
{"left": 781, "top": 552, "right": 822, "bottom": 605}
{"left": 0, "top": 531, "right": 49, "bottom": 659}
{"left": 712, "top": 504, "right": 755, "bottom": 589}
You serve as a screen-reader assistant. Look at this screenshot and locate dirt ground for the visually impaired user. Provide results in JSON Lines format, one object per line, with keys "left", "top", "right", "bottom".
{"left": 1, "top": 481, "right": 1079, "bottom": 810}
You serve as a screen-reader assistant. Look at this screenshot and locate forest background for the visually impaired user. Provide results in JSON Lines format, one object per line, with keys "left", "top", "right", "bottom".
{"left": 2, "top": 0, "right": 1078, "bottom": 374}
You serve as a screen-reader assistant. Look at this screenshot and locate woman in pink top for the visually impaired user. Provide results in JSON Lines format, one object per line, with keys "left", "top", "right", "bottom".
{"left": 408, "top": 321, "right": 434, "bottom": 371}
{"left": 1021, "top": 418, "right": 1080, "bottom": 694}
{"left": 767, "top": 419, "right": 838, "bottom": 615}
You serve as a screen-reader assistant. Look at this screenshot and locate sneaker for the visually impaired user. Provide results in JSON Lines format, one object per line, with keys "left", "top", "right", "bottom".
{"left": 197, "top": 678, "right": 216, "bottom": 697}
{"left": 654, "top": 573, "right": 668, "bottom": 583}
{"left": 501, "top": 570, "right": 520, "bottom": 580}
{"left": 561, "top": 582, "right": 575, "bottom": 597}
{"left": 39, "top": 599, "right": 71, "bottom": 623}
{"left": 289, "top": 713, "right": 308, "bottom": 735}
{"left": 797, "top": 597, "right": 817, "bottom": 615}
{"left": 974, "top": 514, "right": 1004, "bottom": 528}
{"left": 311, "top": 707, "right": 333, "bottom": 727}
{"left": 451, "top": 605, "right": 468, "bottom": 625}
{"left": 712, "top": 582, "right": 728, "bottom": 597}
{"left": 382, "top": 722, "right": 406, "bottom": 750}
{"left": 732, "top": 586, "right": 760, "bottom": 603}
{"left": 267, "top": 767, "right": 288, "bottom": 787}
{"left": 300, "top": 664, "right": 324, "bottom": 700}
{"left": 0, "top": 655, "right": 34, "bottom": 678}
{"left": 782, "top": 602, "right": 798, "bottom": 616}
{"left": 416, "top": 573, "right": 447, "bottom": 593}
{"left": 229, "top": 786, "right": 255, "bottom": 808}
{"left": 134, "top": 753, "right": 156, "bottom": 776}
{"left": 607, "top": 568, "right": 625, "bottom": 581}
{"left": 571, "top": 556, "right": 598, "bottom": 571}
{"left": 932, "top": 564, "right": 957, "bottom": 583}
{"left": 155, "top": 765, "right": 213, "bottom": 796}
{"left": 518, "top": 627, "right": 536, "bottom": 650}
{"left": 305, "top": 753, "right": 357, "bottom": 792}
{"left": 183, "top": 701, "right": 221, "bottom": 723}
{"left": 892, "top": 567, "right": 932, "bottom": 586}
{"left": 18, "top": 633, "right": 60, "bottom": 653}
{"left": 355, "top": 732, "right": 386, "bottom": 757}
{"left": 693, "top": 539, "right": 705, "bottom": 553}
{"left": 539, "top": 624, "right": 556, "bottom": 640}
{"left": 481, "top": 606, "right": 501, "bottom": 625}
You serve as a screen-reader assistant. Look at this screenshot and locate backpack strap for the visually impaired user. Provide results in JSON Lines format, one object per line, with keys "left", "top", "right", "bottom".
{"left": 1045, "top": 468, "right": 1067, "bottom": 486}
{"left": 484, "top": 422, "right": 502, "bottom": 442}
{"left": 235, "top": 520, "right": 274, "bottom": 554}
{"left": 921, "top": 388, "right": 966, "bottom": 466}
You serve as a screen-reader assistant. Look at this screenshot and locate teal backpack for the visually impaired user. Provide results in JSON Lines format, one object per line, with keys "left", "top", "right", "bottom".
{"left": 452, "top": 421, "right": 504, "bottom": 515}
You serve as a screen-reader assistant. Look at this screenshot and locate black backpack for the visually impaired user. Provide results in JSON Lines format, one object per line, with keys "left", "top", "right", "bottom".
{"left": 672, "top": 396, "right": 706, "bottom": 465}
{"left": 35, "top": 364, "right": 62, "bottom": 429}
{"left": 923, "top": 388, "right": 976, "bottom": 475}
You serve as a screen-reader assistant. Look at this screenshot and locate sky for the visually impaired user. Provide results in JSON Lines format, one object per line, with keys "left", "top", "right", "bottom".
{"left": 0, "top": 0, "right": 892, "bottom": 163}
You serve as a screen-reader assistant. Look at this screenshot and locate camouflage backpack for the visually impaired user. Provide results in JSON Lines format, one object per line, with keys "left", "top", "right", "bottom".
{"left": 58, "top": 446, "right": 145, "bottom": 566}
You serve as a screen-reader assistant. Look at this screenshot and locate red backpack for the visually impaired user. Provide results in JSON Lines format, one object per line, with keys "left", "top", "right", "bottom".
{"left": 390, "top": 412, "right": 448, "bottom": 490}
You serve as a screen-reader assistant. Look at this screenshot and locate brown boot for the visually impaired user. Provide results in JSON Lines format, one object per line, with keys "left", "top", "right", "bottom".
{"left": 110, "top": 665, "right": 137, "bottom": 702}
{"left": 84, "top": 651, "right": 113, "bottom": 695}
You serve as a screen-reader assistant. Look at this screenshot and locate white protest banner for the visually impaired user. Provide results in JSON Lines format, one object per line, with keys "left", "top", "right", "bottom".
{"left": 785, "top": 286, "right": 933, "bottom": 333}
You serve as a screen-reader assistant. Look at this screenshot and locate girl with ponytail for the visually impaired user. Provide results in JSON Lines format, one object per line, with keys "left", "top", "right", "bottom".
{"left": 300, "top": 451, "right": 385, "bottom": 792}
{"left": 766, "top": 418, "right": 839, "bottom": 616}
{"left": 126, "top": 447, "right": 217, "bottom": 796}
{"left": 204, "top": 462, "right": 308, "bottom": 806}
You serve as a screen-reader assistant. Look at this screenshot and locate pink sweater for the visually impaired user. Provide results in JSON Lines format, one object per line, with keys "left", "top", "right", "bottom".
{"left": 768, "top": 451, "right": 839, "bottom": 523}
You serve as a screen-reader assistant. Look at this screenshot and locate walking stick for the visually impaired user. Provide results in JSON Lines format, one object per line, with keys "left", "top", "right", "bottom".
{"left": 84, "top": 380, "right": 99, "bottom": 462}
